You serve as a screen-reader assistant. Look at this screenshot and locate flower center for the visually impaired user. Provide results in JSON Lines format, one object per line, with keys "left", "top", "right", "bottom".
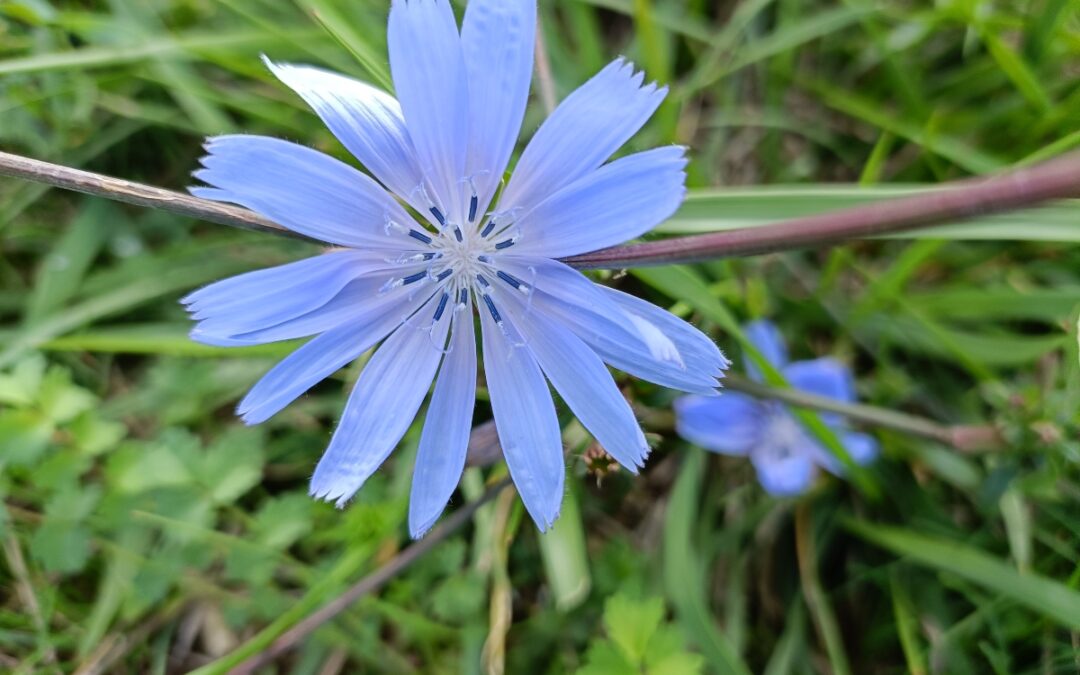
{"left": 378, "top": 180, "right": 531, "bottom": 335}
{"left": 766, "top": 413, "right": 804, "bottom": 458}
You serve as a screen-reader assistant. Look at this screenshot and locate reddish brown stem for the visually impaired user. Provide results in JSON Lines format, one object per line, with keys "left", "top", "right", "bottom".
{"left": 565, "top": 151, "right": 1080, "bottom": 268}
{"left": 2, "top": 150, "right": 1079, "bottom": 269}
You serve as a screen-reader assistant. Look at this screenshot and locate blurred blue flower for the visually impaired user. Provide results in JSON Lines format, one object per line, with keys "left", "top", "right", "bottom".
{"left": 674, "top": 320, "right": 876, "bottom": 496}
{"left": 182, "top": 0, "right": 727, "bottom": 536}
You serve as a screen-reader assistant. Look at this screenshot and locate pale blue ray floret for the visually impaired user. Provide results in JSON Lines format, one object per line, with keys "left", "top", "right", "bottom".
{"left": 674, "top": 320, "right": 877, "bottom": 496}
{"left": 182, "top": 0, "right": 728, "bottom": 537}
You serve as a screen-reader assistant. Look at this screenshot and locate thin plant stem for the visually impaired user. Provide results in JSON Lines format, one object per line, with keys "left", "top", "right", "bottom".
{"left": 0, "top": 150, "right": 304, "bottom": 241}
{"left": 723, "top": 375, "right": 1003, "bottom": 452}
{"left": 795, "top": 503, "right": 853, "bottom": 675}
{"left": 3, "top": 149, "right": 1080, "bottom": 268}
{"left": 534, "top": 23, "right": 558, "bottom": 116}
{"left": 193, "top": 478, "right": 513, "bottom": 675}
{"left": 566, "top": 150, "right": 1080, "bottom": 268}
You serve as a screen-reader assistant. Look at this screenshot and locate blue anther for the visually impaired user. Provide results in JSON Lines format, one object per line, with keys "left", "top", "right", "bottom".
{"left": 403, "top": 271, "right": 428, "bottom": 285}
{"left": 422, "top": 252, "right": 438, "bottom": 261}
{"left": 458, "top": 288, "right": 468, "bottom": 304}
{"left": 482, "top": 294, "right": 501, "bottom": 323}
{"left": 496, "top": 270, "right": 522, "bottom": 290}
{"left": 433, "top": 292, "right": 450, "bottom": 321}
{"left": 453, "top": 226, "right": 463, "bottom": 242}
{"left": 494, "top": 238, "right": 515, "bottom": 250}
{"left": 436, "top": 269, "right": 453, "bottom": 282}
{"left": 476, "top": 274, "right": 490, "bottom": 288}
{"left": 408, "top": 229, "right": 432, "bottom": 244}
{"left": 481, "top": 220, "right": 496, "bottom": 237}
{"left": 468, "top": 195, "right": 478, "bottom": 222}
{"left": 430, "top": 207, "right": 446, "bottom": 227}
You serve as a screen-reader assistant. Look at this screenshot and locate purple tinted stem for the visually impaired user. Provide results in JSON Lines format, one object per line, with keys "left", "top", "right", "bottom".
{"left": 2, "top": 150, "right": 1079, "bottom": 268}
{"left": 565, "top": 151, "right": 1080, "bottom": 269}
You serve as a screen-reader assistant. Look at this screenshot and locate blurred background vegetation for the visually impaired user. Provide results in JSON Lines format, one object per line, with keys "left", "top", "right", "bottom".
{"left": 1, "top": 0, "right": 1079, "bottom": 673}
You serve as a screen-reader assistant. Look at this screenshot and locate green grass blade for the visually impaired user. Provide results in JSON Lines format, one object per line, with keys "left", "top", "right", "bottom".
{"left": 848, "top": 522, "right": 1080, "bottom": 629}
{"left": 663, "top": 449, "right": 753, "bottom": 675}
{"left": 294, "top": 0, "right": 393, "bottom": 91}
{"left": 0, "top": 29, "right": 313, "bottom": 75}
{"left": 24, "top": 200, "right": 111, "bottom": 324}
{"left": 656, "top": 186, "right": 1080, "bottom": 242}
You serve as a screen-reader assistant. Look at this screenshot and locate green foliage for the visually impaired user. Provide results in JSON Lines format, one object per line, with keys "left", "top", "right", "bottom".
{"left": 1, "top": 0, "right": 1079, "bottom": 672}
{"left": 578, "top": 593, "right": 704, "bottom": 675}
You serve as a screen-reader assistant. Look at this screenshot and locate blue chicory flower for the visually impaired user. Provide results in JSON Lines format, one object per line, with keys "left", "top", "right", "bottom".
{"left": 674, "top": 320, "right": 876, "bottom": 496}
{"left": 182, "top": 0, "right": 728, "bottom": 536}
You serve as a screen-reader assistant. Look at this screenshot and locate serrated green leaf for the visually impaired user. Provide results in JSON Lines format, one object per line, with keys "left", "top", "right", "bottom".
{"left": 30, "top": 520, "right": 93, "bottom": 574}
{"left": 252, "top": 494, "right": 312, "bottom": 549}
{"left": 199, "top": 427, "right": 264, "bottom": 504}
{"left": 108, "top": 442, "right": 194, "bottom": 494}
{"left": 605, "top": 594, "right": 665, "bottom": 663}
{"left": 645, "top": 626, "right": 704, "bottom": 675}
{"left": 37, "top": 366, "right": 96, "bottom": 424}
{"left": 68, "top": 413, "right": 126, "bottom": 456}
{"left": 578, "top": 642, "right": 636, "bottom": 675}
{"left": 30, "top": 486, "right": 102, "bottom": 574}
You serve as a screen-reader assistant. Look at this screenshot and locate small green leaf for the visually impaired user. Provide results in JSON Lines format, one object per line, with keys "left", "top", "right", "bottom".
{"left": 648, "top": 650, "right": 706, "bottom": 675}
{"left": 252, "top": 494, "right": 312, "bottom": 550}
{"left": 30, "top": 487, "right": 102, "bottom": 574}
{"left": 0, "top": 354, "right": 46, "bottom": 406}
{"left": 580, "top": 592, "right": 705, "bottom": 675}
{"left": 0, "top": 409, "right": 54, "bottom": 466}
{"left": 430, "top": 572, "right": 486, "bottom": 623}
{"left": 645, "top": 626, "right": 705, "bottom": 675}
{"left": 68, "top": 413, "right": 126, "bottom": 456}
{"left": 30, "top": 520, "right": 93, "bottom": 574}
{"left": 37, "top": 366, "right": 96, "bottom": 424}
{"left": 605, "top": 594, "right": 665, "bottom": 664}
{"left": 198, "top": 427, "right": 264, "bottom": 504}
{"left": 578, "top": 642, "right": 637, "bottom": 675}
{"left": 108, "top": 441, "right": 194, "bottom": 494}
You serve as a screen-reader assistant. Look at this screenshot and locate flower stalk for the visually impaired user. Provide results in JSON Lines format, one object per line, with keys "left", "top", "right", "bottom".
{"left": 2, "top": 148, "right": 1079, "bottom": 268}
